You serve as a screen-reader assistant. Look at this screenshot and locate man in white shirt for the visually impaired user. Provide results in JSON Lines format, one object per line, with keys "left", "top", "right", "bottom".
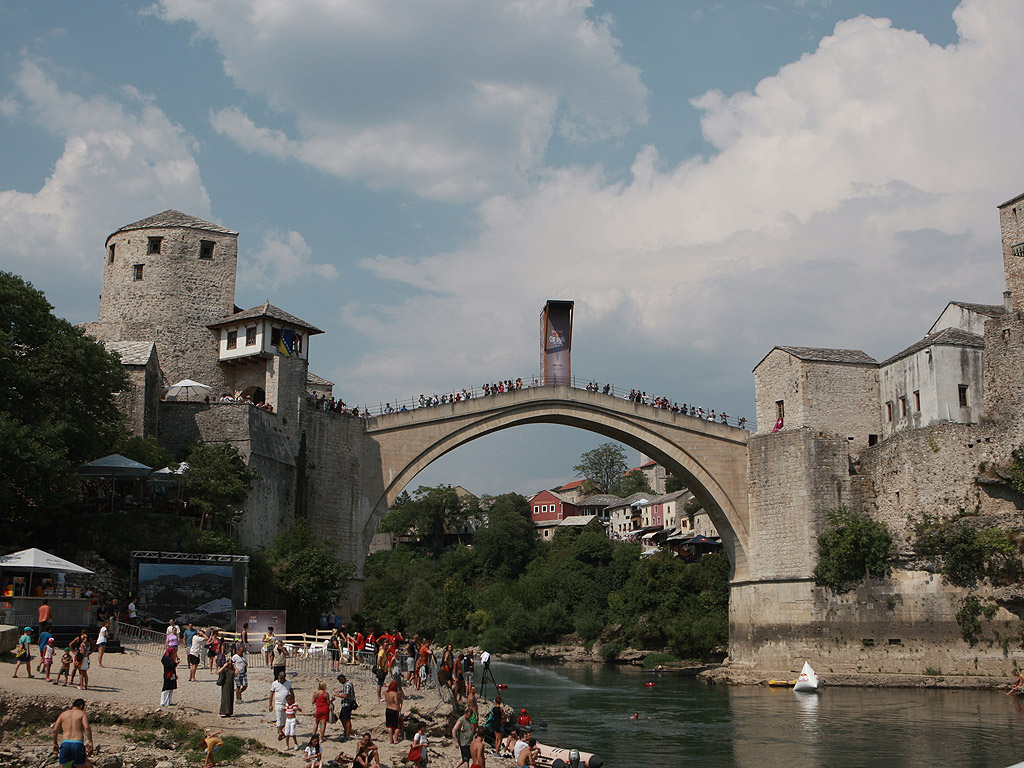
{"left": 188, "top": 629, "right": 206, "bottom": 681}
{"left": 268, "top": 671, "right": 293, "bottom": 741}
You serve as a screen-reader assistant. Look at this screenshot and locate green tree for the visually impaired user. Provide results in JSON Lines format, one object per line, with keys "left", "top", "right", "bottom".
{"left": 0, "top": 272, "right": 128, "bottom": 533}
{"left": 268, "top": 519, "right": 356, "bottom": 628}
{"left": 118, "top": 435, "right": 174, "bottom": 470}
{"left": 610, "top": 469, "right": 653, "bottom": 497}
{"left": 574, "top": 442, "right": 627, "bottom": 493}
{"left": 182, "top": 442, "right": 257, "bottom": 530}
{"left": 813, "top": 507, "right": 894, "bottom": 592}
{"left": 379, "top": 484, "right": 469, "bottom": 552}
{"left": 474, "top": 493, "right": 536, "bottom": 580}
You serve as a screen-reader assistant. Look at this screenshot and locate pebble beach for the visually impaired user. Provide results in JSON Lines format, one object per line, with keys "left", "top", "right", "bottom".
{"left": 1, "top": 645, "right": 460, "bottom": 767}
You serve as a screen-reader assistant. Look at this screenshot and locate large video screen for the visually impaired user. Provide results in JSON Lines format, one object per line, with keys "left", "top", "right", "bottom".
{"left": 137, "top": 561, "right": 241, "bottom": 628}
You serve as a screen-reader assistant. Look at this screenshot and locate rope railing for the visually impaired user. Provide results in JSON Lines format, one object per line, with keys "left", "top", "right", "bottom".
{"left": 310, "top": 374, "right": 754, "bottom": 430}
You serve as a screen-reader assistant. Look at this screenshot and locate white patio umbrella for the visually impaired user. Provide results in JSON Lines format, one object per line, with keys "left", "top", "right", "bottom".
{"left": 165, "top": 379, "right": 213, "bottom": 401}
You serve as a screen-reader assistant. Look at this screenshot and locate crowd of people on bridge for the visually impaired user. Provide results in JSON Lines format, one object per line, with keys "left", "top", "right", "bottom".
{"left": 305, "top": 376, "right": 748, "bottom": 428}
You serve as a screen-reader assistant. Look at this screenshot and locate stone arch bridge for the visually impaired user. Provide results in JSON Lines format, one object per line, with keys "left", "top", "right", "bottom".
{"left": 360, "top": 386, "right": 752, "bottom": 580}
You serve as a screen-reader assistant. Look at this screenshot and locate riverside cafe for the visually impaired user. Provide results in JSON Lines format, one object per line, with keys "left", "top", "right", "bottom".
{"left": 0, "top": 548, "right": 94, "bottom": 627}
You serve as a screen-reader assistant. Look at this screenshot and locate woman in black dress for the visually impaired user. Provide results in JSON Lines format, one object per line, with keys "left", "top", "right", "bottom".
{"left": 217, "top": 654, "right": 235, "bottom": 717}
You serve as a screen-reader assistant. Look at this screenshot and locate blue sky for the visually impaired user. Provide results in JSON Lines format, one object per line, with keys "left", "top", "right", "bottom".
{"left": 2, "top": 0, "right": 1017, "bottom": 496}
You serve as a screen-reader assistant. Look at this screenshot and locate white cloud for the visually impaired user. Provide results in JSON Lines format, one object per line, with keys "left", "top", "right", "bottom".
{"left": 0, "top": 58, "right": 210, "bottom": 280}
{"left": 337, "top": 0, "right": 1023, "bottom": 407}
{"left": 157, "top": 0, "right": 647, "bottom": 201}
{"left": 240, "top": 229, "right": 338, "bottom": 290}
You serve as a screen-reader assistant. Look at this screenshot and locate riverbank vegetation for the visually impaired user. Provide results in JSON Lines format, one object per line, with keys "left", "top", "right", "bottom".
{"left": 360, "top": 487, "right": 729, "bottom": 661}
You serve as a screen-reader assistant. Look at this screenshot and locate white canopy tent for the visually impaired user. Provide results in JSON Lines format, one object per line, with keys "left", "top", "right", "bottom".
{"left": 0, "top": 548, "right": 93, "bottom": 575}
{"left": 0, "top": 548, "right": 93, "bottom": 602}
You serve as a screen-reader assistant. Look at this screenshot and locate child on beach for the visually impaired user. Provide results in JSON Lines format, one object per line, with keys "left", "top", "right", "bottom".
{"left": 55, "top": 647, "right": 72, "bottom": 686}
{"left": 283, "top": 691, "right": 302, "bottom": 749}
{"left": 303, "top": 733, "right": 324, "bottom": 768}
{"left": 42, "top": 638, "right": 55, "bottom": 682}
{"left": 203, "top": 728, "right": 225, "bottom": 768}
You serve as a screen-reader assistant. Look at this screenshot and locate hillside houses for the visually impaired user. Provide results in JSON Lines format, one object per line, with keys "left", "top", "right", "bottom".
{"left": 529, "top": 463, "right": 720, "bottom": 555}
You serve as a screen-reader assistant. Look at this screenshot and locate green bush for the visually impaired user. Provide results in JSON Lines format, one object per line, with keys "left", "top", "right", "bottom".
{"left": 599, "top": 641, "right": 624, "bottom": 662}
{"left": 914, "top": 517, "right": 1022, "bottom": 588}
{"left": 813, "top": 507, "right": 894, "bottom": 592}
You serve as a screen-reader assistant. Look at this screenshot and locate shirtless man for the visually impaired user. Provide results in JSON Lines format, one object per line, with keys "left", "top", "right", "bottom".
{"left": 52, "top": 699, "right": 94, "bottom": 768}
{"left": 469, "top": 730, "right": 487, "bottom": 768}
{"left": 514, "top": 734, "right": 537, "bottom": 768}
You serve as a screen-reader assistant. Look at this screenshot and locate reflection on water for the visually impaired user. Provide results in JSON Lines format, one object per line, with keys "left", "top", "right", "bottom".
{"left": 484, "top": 661, "right": 1024, "bottom": 768}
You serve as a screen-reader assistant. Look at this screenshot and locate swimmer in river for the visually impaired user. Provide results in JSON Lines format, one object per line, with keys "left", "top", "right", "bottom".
{"left": 629, "top": 712, "right": 639, "bottom": 720}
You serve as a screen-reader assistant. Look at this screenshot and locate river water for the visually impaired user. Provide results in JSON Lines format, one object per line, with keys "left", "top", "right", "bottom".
{"left": 481, "top": 660, "right": 1024, "bottom": 767}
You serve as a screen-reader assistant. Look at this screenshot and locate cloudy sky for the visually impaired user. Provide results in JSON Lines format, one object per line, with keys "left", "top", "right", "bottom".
{"left": 2, "top": 0, "right": 1018, "bottom": 495}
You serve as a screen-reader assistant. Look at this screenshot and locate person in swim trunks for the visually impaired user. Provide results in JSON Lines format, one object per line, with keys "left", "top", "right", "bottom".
{"left": 52, "top": 698, "right": 93, "bottom": 768}
{"left": 469, "top": 729, "right": 487, "bottom": 768}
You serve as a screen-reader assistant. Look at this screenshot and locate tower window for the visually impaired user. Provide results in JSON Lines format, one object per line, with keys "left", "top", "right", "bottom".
{"left": 959, "top": 385, "right": 969, "bottom": 408}
{"left": 271, "top": 327, "right": 281, "bottom": 347}
{"left": 199, "top": 240, "right": 215, "bottom": 259}
{"left": 147, "top": 237, "right": 163, "bottom": 254}
{"left": 1013, "top": 242, "right": 1024, "bottom": 258}
{"left": 295, "top": 334, "right": 303, "bottom": 353}
{"left": 226, "top": 330, "right": 237, "bottom": 350}
{"left": 133, "top": 264, "right": 144, "bottom": 281}
{"left": 886, "top": 401, "right": 893, "bottom": 422}
{"left": 776, "top": 400, "right": 784, "bottom": 420}
{"left": 108, "top": 244, "right": 115, "bottom": 264}
{"left": 246, "top": 327, "right": 257, "bottom": 346}
{"left": 913, "top": 391, "right": 921, "bottom": 412}
{"left": 899, "top": 396, "right": 907, "bottom": 418}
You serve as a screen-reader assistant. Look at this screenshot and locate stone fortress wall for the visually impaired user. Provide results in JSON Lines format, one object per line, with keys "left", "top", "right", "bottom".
{"left": 738, "top": 193, "right": 1024, "bottom": 675}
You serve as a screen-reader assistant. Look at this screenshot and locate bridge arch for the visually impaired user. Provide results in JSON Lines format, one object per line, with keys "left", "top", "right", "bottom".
{"left": 364, "top": 386, "right": 751, "bottom": 580}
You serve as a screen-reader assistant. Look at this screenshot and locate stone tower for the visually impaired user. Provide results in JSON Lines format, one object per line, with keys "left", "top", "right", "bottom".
{"left": 95, "top": 210, "right": 239, "bottom": 392}
{"left": 999, "top": 193, "right": 1024, "bottom": 312}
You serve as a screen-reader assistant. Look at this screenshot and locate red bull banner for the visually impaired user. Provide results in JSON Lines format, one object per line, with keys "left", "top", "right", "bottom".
{"left": 541, "top": 300, "right": 574, "bottom": 386}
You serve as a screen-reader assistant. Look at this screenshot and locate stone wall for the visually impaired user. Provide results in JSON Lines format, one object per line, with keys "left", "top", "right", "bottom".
{"left": 730, "top": 572, "right": 1022, "bottom": 676}
{"left": 854, "top": 420, "right": 1010, "bottom": 548}
{"left": 158, "top": 401, "right": 299, "bottom": 549}
{"left": 746, "top": 429, "right": 851, "bottom": 581}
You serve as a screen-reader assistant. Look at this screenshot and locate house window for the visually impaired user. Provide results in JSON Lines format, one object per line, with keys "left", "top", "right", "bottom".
{"left": 108, "top": 244, "right": 115, "bottom": 264}
{"left": 199, "top": 240, "right": 215, "bottom": 259}
{"left": 868, "top": 434, "right": 879, "bottom": 446}
{"left": 147, "top": 236, "right": 162, "bottom": 254}
{"left": 959, "top": 385, "right": 969, "bottom": 408}
{"left": 226, "top": 330, "right": 237, "bottom": 350}
{"left": 246, "top": 327, "right": 257, "bottom": 346}
{"left": 886, "top": 401, "right": 893, "bottom": 422}
{"left": 899, "top": 396, "right": 907, "bottom": 418}
{"left": 133, "top": 264, "right": 144, "bottom": 281}
{"left": 913, "top": 391, "right": 921, "bottom": 412}
{"left": 533, "top": 506, "right": 539, "bottom": 515}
